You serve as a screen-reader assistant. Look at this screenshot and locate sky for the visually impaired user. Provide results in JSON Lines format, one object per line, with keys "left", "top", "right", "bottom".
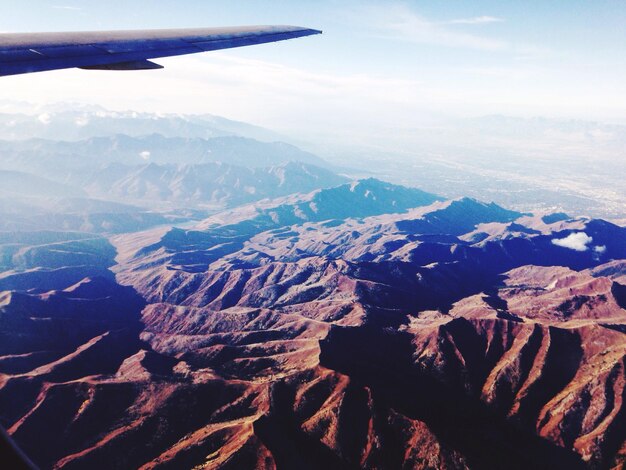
{"left": 1, "top": 0, "right": 626, "bottom": 143}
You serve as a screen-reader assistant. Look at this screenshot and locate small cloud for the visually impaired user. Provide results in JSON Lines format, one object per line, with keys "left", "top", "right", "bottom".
{"left": 139, "top": 150, "right": 151, "bottom": 161}
{"left": 75, "top": 116, "right": 89, "bottom": 127}
{"left": 365, "top": 5, "right": 507, "bottom": 51}
{"left": 37, "top": 113, "right": 51, "bottom": 125}
{"left": 551, "top": 232, "right": 593, "bottom": 252}
{"left": 446, "top": 16, "right": 504, "bottom": 25}
{"left": 52, "top": 5, "right": 82, "bottom": 10}
{"left": 592, "top": 244, "right": 607, "bottom": 261}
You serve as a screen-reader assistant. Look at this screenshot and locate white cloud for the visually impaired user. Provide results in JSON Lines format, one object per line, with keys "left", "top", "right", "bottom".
{"left": 75, "top": 115, "right": 89, "bottom": 127}
{"left": 52, "top": 5, "right": 82, "bottom": 10}
{"left": 551, "top": 232, "right": 593, "bottom": 251}
{"left": 356, "top": 4, "right": 552, "bottom": 61}
{"left": 37, "top": 113, "right": 51, "bottom": 125}
{"left": 594, "top": 245, "right": 607, "bottom": 254}
{"left": 446, "top": 16, "right": 504, "bottom": 25}
{"left": 139, "top": 151, "right": 151, "bottom": 161}
{"left": 365, "top": 4, "right": 506, "bottom": 51}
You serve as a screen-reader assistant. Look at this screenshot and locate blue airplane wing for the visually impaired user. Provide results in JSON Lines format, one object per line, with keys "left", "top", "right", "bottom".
{"left": 0, "top": 25, "right": 321, "bottom": 77}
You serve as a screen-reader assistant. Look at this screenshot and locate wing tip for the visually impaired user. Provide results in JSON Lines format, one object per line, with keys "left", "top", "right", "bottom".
{"left": 292, "top": 27, "right": 323, "bottom": 40}
{"left": 276, "top": 25, "right": 322, "bottom": 36}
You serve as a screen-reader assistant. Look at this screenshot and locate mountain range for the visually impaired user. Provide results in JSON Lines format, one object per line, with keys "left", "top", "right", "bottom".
{"left": 0, "top": 180, "right": 623, "bottom": 469}
{"left": 0, "top": 105, "right": 624, "bottom": 469}
{"left": 0, "top": 104, "right": 284, "bottom": 142}
{"left": 84, "top": 161, "right": 346, "bottom": 209}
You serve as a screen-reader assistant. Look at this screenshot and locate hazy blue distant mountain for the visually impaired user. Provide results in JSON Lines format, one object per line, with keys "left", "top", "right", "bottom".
{"left": 461, "top": 114, "right": 626, "bottom": 145}
{"left": 84, "top": 161, "right": 347, "bottom": 209}
{"left": 0, "top": 134, "right": 330, "bottom": 188}
{"left": 0, "top": 194, "right": 177, "bottom": 233}
{"left": 0, "top": 170, "right": 84, "bottom": 199}
{"left": 0, "top": 168, "right": 176, "bottom": 233}
{"left": 0, "top": 135, "right": 348, "bottom": 223}
{"left": 0, "top": 105, "right": 284, "bottom": 142}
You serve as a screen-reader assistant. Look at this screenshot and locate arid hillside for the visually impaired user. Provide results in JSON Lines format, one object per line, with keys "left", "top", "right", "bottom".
{"left": 0, "top": 187, "right": 624, "bottom": 469}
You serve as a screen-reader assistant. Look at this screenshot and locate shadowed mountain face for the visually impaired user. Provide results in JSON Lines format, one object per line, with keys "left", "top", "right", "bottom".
{"left": 0, "top": 177, "right": 625, "bottom": 468}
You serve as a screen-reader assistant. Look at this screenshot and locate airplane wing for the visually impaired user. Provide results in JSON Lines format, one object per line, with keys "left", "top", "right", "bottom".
{"left": 0, "top": 25, "right": 321, "bottom": 77}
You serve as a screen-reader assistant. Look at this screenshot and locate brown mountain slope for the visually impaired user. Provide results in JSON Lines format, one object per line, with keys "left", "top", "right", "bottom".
{"left": 1, "top": 205, "right": 626, "bottom": 468}
{"left": 5, "top": 261, "right": 620, "bottom": 469}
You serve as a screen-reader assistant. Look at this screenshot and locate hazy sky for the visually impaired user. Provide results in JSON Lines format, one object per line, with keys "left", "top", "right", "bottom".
{"left": 2, "top": 1, "right": 626, "bottom": 140}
